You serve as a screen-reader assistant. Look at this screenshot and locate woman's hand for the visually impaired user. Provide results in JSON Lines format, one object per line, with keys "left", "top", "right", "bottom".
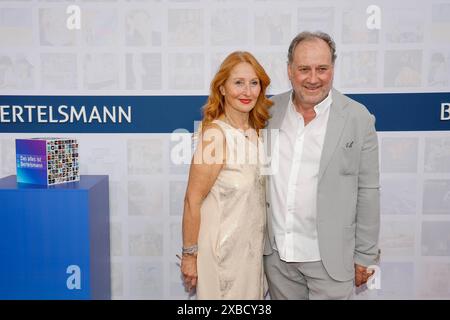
{"left": 181, "top": 254, "right": 198, "bottom": 293}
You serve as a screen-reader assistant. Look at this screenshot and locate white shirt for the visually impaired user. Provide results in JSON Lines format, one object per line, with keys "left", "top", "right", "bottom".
{"left": 269, "top": 91, "right": 332, "bottom": 262}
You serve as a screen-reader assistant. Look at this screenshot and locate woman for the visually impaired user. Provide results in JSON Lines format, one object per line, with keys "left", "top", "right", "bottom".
{"left": 180, "top": 51, "right": 273, "bottom": 299}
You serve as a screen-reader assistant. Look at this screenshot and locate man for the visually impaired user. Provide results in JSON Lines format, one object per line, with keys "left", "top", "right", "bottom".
{"left": 263, "top": 31, "right": 380, "bottom": 300}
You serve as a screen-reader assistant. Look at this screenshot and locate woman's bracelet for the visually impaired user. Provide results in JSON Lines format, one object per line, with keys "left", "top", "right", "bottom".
{"left": 182, "top": 244, "right": 198, "bottom": 255}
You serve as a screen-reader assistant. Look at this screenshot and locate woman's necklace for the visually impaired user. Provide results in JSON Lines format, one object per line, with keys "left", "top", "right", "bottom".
{"left": 224, "top": 113, "right": 250, "bottom": 139}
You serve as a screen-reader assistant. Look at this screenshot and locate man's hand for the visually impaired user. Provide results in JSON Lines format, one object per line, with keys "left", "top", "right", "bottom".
{"left": 355, "top": 263, "right": 375, "bottom": 287}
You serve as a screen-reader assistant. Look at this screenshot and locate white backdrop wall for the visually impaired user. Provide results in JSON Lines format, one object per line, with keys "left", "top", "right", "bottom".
{"left": 1, "top": 0, "right": 450, "bottom": 299}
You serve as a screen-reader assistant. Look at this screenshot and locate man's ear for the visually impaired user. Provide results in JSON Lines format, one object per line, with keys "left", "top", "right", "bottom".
{"left": 287, "top": 63, "right": 292, "bottom": 81}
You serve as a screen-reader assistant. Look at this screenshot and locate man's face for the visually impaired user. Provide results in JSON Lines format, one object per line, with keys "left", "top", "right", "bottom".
{"left": 287, "top": 38, "right": 334, "bottom": 109}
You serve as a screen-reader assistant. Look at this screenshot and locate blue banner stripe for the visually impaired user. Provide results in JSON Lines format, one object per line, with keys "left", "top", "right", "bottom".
{"left": 0, "top": 93, "right": 449, "bottom": 133}
{"left": 351, "top": 93, "right": 450, "bottom": 132}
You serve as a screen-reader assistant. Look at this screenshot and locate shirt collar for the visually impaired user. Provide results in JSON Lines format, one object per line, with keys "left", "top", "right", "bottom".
{"left": 289, "top": 90, "right": 333, "bottom": 116}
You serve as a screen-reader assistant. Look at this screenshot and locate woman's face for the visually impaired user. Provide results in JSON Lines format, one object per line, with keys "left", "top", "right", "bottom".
{"left": 221, "top": 62, "right": 261, "bottom": 114}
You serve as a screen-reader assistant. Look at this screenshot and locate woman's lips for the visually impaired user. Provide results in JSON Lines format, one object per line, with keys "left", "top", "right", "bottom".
{"left": 239, "top": 99, "right": 252, "bottom": 104}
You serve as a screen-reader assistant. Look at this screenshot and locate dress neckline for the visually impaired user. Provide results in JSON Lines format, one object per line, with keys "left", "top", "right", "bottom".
{"left": 214, "top": 119, "right": 259, "bottom": 149}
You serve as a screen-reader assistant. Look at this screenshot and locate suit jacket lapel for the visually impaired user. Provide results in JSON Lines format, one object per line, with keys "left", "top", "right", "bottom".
{"left": 265, "top": 91, "right": 291, "bottom": 156}
{"left": 268, "top": 91, "right": 290, "bottom": 130}
{"left": 264, "top": 91, "right": 290, "bottom": 251}
{"left": 318, "top": 89, "right": 349, "bottom": 182}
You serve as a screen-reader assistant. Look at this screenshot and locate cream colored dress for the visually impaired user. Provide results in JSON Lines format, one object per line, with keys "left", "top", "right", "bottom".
{"left": 196, "top": 120, "right": 266, "bottom": 300}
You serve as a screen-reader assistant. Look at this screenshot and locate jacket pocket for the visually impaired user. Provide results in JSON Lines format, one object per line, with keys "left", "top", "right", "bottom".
{"left": 339, "top": 144, "right": 360, "bottom": 176}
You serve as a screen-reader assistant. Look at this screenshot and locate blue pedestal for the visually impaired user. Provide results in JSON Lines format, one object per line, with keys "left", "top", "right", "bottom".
{"left": 0, "top": 175, "right": 110, "bottom": 299}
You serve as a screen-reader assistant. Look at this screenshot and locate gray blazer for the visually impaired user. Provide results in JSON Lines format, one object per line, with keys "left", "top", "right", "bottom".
{"left": 263, "top": 88, "right": 380, "bottom": 281}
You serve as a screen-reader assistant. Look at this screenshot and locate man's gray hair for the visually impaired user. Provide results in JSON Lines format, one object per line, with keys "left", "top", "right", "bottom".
{"left": 287, "top": 31, "right": 337, "bottom": 64}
